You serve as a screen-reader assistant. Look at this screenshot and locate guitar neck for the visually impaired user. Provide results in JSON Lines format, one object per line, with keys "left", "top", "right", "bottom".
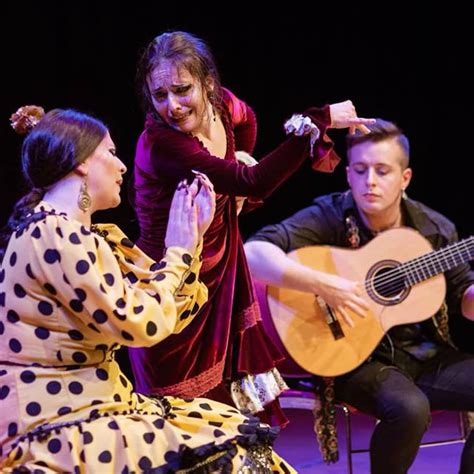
{"left": 401, "top": 236, "right": 474, "bottom": 286}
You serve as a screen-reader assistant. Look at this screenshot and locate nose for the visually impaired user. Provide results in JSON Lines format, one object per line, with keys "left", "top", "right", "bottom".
{"left": 366, "top": 167, "right": 376, "bottom": 187}
{"left": 167, "top": 93, "right": 182, "bottom": 113}
{"left": 118, "top": 159, "right": 127, "bottom": 174}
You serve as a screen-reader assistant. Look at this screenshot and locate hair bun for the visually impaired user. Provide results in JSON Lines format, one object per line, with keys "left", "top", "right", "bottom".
{"left": 10, "top": 105, "right": 45, "bottom": 135}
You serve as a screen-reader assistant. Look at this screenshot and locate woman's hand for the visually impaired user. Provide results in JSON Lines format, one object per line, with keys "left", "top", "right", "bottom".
{"left": 190, "top": 171, "right": 216, "bottom": 240}
{"left": 165, "top": 180, "right": 199, "bottom": 253}
{"left": 329, "top": 100, "right": 376, "bottom": 135}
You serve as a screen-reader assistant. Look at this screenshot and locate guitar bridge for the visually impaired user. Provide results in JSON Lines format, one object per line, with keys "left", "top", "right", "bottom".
{"left": 315, "top": 295, "right": 345, "bottom": 340}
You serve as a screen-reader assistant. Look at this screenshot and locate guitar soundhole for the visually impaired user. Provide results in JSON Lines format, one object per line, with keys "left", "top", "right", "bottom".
{"left": 366, "top": 259, "right": 409, "bottom": 306}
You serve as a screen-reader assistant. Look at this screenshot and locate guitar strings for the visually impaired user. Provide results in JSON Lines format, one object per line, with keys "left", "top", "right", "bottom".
{"left": 362, "top": 237, "right": 474, "bottom": 294}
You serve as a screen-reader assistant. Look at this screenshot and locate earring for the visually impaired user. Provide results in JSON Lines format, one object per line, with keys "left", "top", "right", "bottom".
{"left": 78, "top": 177, "right": 91, "bottom": 212}
{"left": 401, "top": 188, "right": 408, "bottom": 199}
{"left": 208, "top": 91, "right": 217, "bottom": 122}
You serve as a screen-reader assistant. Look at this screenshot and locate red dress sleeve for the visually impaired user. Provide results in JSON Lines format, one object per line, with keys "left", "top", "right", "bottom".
{"left": 138, "top": 95, "right": 337, "bottom": 200}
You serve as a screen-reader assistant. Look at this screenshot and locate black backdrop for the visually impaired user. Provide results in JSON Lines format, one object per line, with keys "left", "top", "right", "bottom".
{"left": 1, "top": 5, "right": 473, "bottom": 354}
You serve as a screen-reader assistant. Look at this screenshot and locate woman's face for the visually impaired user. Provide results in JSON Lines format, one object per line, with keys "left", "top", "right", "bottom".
{"left": 147, "top": 59, "right": 211, "bottom": 134}
{"left": 85, "top": 132, "right": 127, "bottom": 211}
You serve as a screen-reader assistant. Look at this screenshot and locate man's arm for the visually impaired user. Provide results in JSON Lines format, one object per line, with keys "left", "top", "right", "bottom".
{"left": 245, "top": 240, "right": 368, "bottom": 326}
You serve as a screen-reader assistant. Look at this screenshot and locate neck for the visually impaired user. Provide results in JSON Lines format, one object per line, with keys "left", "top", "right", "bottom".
{"left": 43, "top": 176, "right": 92, "bottom": 227}
{"left": 193, "top": 103, "right": 217, "bottom": 140}
{"left": 360, "top": 206, "right": 403, "bottom": 235}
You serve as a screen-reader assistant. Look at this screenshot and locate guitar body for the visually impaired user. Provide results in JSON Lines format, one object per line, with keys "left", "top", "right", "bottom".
{"left": 267, "top": 228, "right": 446, "bottom": 376}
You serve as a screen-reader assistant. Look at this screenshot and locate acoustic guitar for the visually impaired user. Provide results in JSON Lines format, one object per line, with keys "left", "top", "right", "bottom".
{"left": 266, "top": 227, "right": 474, "bottom": 376}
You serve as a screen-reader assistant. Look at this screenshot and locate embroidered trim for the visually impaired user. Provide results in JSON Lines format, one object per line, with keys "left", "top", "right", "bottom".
{"left": 151, "top": 358, "right": 226, "bottom": 398}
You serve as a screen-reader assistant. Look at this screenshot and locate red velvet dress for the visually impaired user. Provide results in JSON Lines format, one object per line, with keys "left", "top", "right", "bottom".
{"left": 129, "top": 88, "right": 339, "bottom": 425}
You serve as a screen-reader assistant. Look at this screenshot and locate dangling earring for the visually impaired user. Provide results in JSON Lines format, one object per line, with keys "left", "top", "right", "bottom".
{"left": 78, "top": 176, "right": 91, "bottom": 212}
{"left": 401, "top": 187, "right": 408, "bottom": 199}
{"left": 208, "top": 90, "right": 217, "bottom": 122}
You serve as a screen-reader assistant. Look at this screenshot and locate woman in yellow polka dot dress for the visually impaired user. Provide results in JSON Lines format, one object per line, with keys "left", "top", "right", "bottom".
{"left": 0, "top": 106, "right": 295, "bottom": 473}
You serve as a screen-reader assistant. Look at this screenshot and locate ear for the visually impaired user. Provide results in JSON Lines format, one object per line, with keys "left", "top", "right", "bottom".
{"left": 74, "top": 162, "right": 89, "bottom": 177}
{"left": 402, "top": 167, "right": 413, "bottom": 190}
{"left": 204, "top": 75, "right": 214, "bottom": 93}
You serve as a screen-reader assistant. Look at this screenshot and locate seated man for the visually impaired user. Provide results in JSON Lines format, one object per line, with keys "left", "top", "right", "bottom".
{"left": 245, "top": 119, "right": 474, "bottom": 474}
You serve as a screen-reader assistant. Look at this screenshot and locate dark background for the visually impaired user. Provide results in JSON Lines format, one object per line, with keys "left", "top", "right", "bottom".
{"left": 1, "top": 5, "right": 473, "bottom": 356}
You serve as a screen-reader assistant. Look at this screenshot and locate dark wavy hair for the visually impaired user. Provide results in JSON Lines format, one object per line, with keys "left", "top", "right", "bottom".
{"left": 135, "top": 31, "right": 224, "bottom": 117}
{"left": 0, "top": 109, "right": 107, "bottom": 262}
{"left": 346, "top": 118, "right": 410, "bottom": 169}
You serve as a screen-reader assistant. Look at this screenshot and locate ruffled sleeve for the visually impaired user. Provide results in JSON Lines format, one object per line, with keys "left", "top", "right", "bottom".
{"left": 30, "top": 214, "right": 208, "bottom": 348}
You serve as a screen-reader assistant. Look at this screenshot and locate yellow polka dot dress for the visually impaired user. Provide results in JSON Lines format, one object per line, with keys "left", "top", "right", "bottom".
{"left": 0, "top": 203, "right": 295, "bottom": 473}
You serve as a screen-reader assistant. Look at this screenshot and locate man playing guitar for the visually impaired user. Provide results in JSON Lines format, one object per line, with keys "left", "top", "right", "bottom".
{"left": 245, "top": 119, "right": 474, "bottom": 474}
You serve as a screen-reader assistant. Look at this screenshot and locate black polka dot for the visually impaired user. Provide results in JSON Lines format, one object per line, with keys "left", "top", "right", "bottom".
{"left": 31, "top": 226, "right": 41, "bottom": 239}
{"left": 38, "top": 301, "right": 54, "bottom": 316}
{"left": 56, "top": 351, "right": 63, "bottom": 362}
{"left": 35, "top": 327, "right": 50, "bottom": 340}
{"left": 88, "top": 323, "right": 101, "bottom": 333}
{"left": 56, "top": 227, "right": 63, "bottom": 238}
{"left": 26, "top": 402, "right": 41, "bottom": 416}
{"left": 0, "top": 385, "right": 10, "bottom": 400}
{"left": 72, "top": 352, "right": 87, "bottom": 363}
{"left": 0, "top": 321, "right": 5, "bottom": 335}
{"left": 118, "top": 237, "right": 134, "bottom": 249}
{"left": 119, "top": 375, "right": 128, "bottom": 388}
{"left": 63, "top": 274, "right": 70, "bottom": 284}
{"left": 7, "top": 310, "right": 20, "bottom": 323}
{"left": 80, "top": 226, "right": 91, "bottom": 236}
{"left": 116, "top": 298, "right": 126, "bottom": 309}
{"left": 9, "top": 339, "right": 22, "bottom": 353}
{"left": 99, "top": 284, "right": 107, "bottom": 294}
{"left": 96, "top": 343, "right": 108, "bottom": 352}
{"left": 121, "top": 330, "right": 134, "bottom": 341}
{"left": 83, "top": 431, "right": 93, "bottom": 444}
{"left": 187, "top": 411, "right": 203, "bottom": 419}
{"left": 96, "top": 368, "right": 108, "bottom": 381}
{"left": 113, "top": 393, "right": 122, "bottom": 402}
{"left": 0, "top": 269, "right": 4, "bottom": 283}
{"left": 133, "top": 305, "right": 144, "bottom": 314}
{"left": 138, "top": 457, "right": 152, "bottom": 470}
{"left": 20, "top": 370, "right": 36, "bottom": 384}
{"left": 113, "top": 310, "right": 126, "bottom": 321}
{"left": 150, "top": 261, "right": 165, "bottom": 271}
{"left": 46, "top": 381, "right": 61, "bottom": 395}
{"left": 213, "top": 429, "right": 225, "bottom": 438}
{"left": 180, "top": 310, "right": 191, "bottom": 321}
{"left": 69, "top": 299, "right": 83, "bottom": 312}
{"left": 44, "top": 249, "right": 61, "bottom": 264}
{"left": 25, "top": 264, "right": 35, "bottom": 279}
{"left": 69, "top": 233, "right": 81, "bottom": 244}
{"left": 44, "top": 283, "right": 57, "bottom": 295}
{"left": 143, "top": 432, "right": 155, "bottom": 444}
{"left": 74, "top": 288, "right": 87, "bottom": 302}
{"left": 47, "top": 438, "right": 62, "bottom": 454}
{"left": 68, "top": 381, "right": 84, "bottom": 394}
{"left": 93, "top": 309, "right": 108, "bottom": 324}
{"left": 185, "top": 272, "right": 196, "bottom": 284}
{"left": 88, "top": 252, "right": 96, "bottom": 264}
{"left": 199, "top": 403, "right": 212, "bottom": 411}
{"left": 8, "top": 422, "right": 18, "bottom": 437}
{"left": 154, "top": 273, "right": 166, "bottom": 282}
{"left": 0, "top": 292, "right": 4, "bottom": 307}
{"left": 76, "top": 260, "right": 90, "bottom": 275}
{"left": 208, "top": 421, "right": 223, "bottom": 427}
{"left": 182, "top": 434, "right": 192, "bottom": 440}
{"left": 107, "top": 420, "right": 119, "bottom": 430}
{"left": 58, "top": 406, "right": 72, "bottom": 416}
{"left": 79, "top": 450, "right": 86, "bottom": 463}
{"left": 104, "top": 273, "right": 115, "bottom": 286}
{"left": 98, "top": 450, "right": 112, "bottom": 463}
{"left": 14, "top": 284, "right": 26, "bottom": 298}
{"left": 146, "top": 321, "right": 157, "bottom": 336}
{"left": 125, "top": 272, "right": 138, "bottom": 284}
{"left": 182, "top": 253, "right": 192, "bottom": 265}
{"left": 68, "top": 330, "right": 84, "bottom": 341}
{"left": 9, "top": 252, "right": 17, "bottom": 267}
{"left": 191, "top": 302, "right": 200, "bottom": 315}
